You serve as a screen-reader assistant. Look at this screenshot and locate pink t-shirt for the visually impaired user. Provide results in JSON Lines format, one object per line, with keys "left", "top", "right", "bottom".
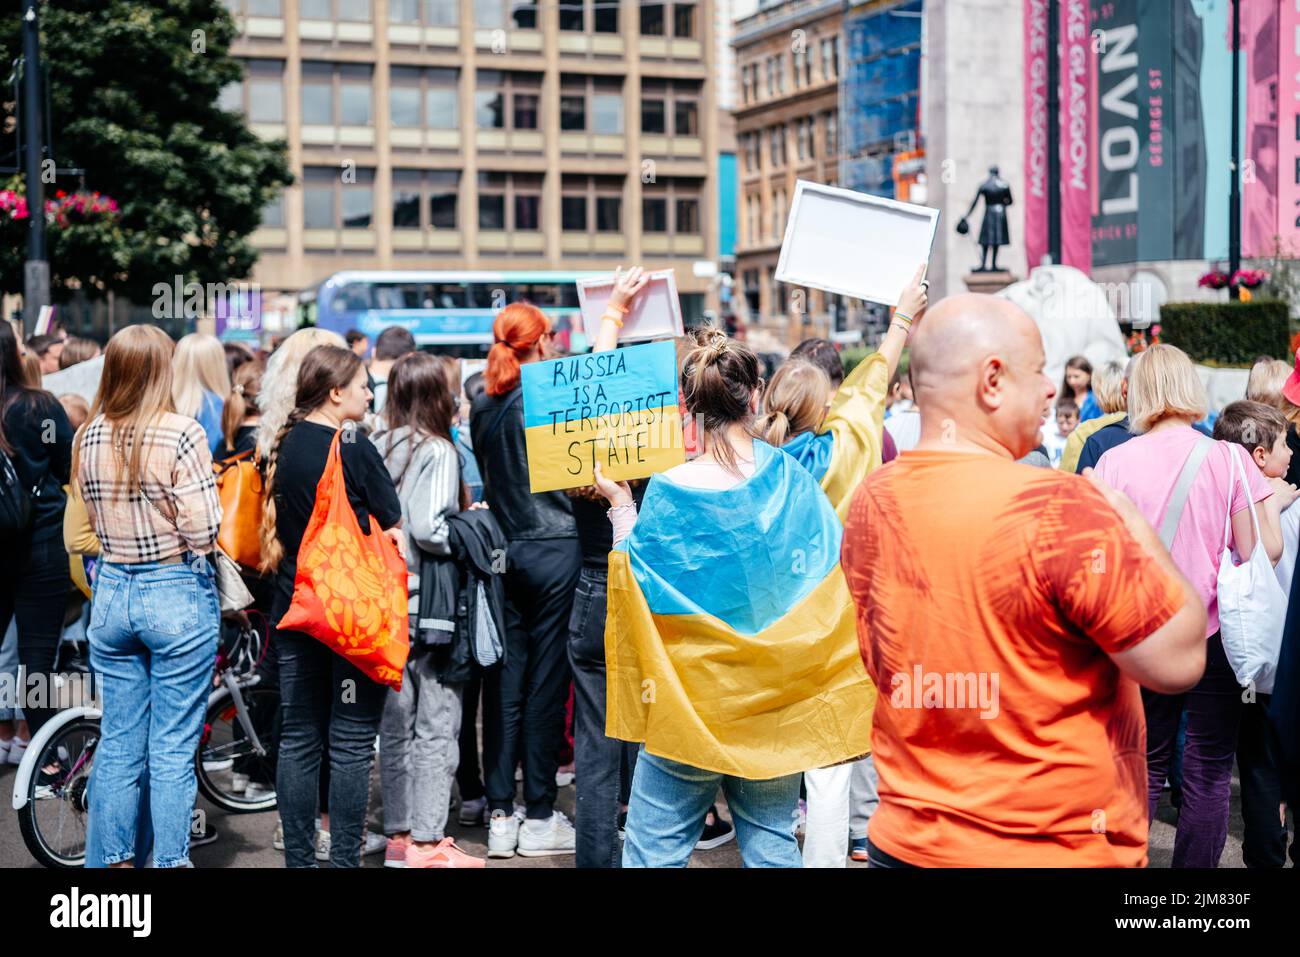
{"left": 1094, "top": 426, "right": 1272, "bottom": 637}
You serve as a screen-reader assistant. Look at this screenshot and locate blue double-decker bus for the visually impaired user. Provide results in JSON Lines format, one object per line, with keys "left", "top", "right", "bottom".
{"left": 300, "top": 270, "right": 611, "bottom": 356}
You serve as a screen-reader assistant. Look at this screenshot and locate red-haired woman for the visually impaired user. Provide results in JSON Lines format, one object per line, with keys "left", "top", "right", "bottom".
{"left": 469, "top": 302, "right": 580, "bottom": 858}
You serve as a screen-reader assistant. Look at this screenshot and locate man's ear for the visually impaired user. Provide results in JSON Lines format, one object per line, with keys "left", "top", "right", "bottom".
{"left": 1254, "top": 446, "right": 1269, "bottom": 470}
{"left": 978, "top": 356, "right": 1005, "bottom": 410}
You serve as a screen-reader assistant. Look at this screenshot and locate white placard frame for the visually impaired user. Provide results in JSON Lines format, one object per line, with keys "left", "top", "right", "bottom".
{"left": 575, "top": 269, "right": 685, "bottom": 344}
{"left": 774, "top": 180, "right": 940, "bottom": 307}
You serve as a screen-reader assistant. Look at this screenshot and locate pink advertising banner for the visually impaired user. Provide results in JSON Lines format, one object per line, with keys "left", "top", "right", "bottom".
{"left": 1059, "top": 0, "right": 1093, "bottom": 272}
{"left": 1024, "top": 0, "right": 1050, "bottom": 270}
{"left": 1278, "top": 1, "right": 1300, "bottom": 256}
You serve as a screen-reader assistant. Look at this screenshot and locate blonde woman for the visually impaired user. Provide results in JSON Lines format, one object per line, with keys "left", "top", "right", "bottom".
{"left": 74, "top": 325, "right": 223, "bottom": 868}
{"left": 255, "top": 328, "right": 346, "bottom": 460}
{"left": 1250, "top": 357, "right": 1300, "bottom": 489}
{"left": 172, "top": 333, "right": 232, "bottom": 456}
{"left": 1060, "top": 359, "right": 1127, "bottom": 473}
{"left": 1094, "top": 344, "right": 1291, "bottom": 868}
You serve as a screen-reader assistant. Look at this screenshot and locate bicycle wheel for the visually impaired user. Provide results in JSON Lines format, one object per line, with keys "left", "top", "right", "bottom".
{"left": 17, "top": 717, "right": 100, "bottom": 868}
{"left": 195, "top": 683, "right": 279, "bottom": 813}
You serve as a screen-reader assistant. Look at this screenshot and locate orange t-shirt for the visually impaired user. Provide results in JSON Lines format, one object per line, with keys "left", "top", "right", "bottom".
{"left": 842, "top": 450, "right": 1184, "bottom": 867}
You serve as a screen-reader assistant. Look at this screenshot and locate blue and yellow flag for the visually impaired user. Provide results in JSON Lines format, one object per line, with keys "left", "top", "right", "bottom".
{"left": 605, "top": 440, "right": 876, "bottom": 779}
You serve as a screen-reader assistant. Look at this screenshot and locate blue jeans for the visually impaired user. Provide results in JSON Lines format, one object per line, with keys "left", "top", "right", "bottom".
{"left": 87, "top": 559, "right": 219, "bottom": 868}
{"left": 622, "top": 747, "right": 803, "bottom": 868}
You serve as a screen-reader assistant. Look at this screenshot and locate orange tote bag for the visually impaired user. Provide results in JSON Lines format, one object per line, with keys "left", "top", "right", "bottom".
{"left": 214, "top": 450, "right": 264, "bottom": 570}
{"left": 277, "top": 430, "right": 410, "bottom": 690}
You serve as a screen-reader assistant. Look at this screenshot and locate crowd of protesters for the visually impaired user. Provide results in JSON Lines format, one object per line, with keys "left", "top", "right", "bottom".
{"left": 1, "top": 272, "right": 1299, "bottom": 871}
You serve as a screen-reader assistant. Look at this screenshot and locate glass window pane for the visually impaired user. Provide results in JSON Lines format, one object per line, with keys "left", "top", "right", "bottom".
{"left": 427, "top": 88, "right": 458, "bottom": 128}
{"left": 261, "top": 194, "right": 285, "bottom": 227}
{"left": 218, "top": 81, "right": 242, "bottom": 113}
{"left": 560, "top": 95, "right": 585, "bottom": 131}
{"left": 561, "top": 195, "right": 586, "bottom": 231}
{"left": 301, "top": 84, "right": 332, "bottom": 125}
{"left": 594, "top": 5, "right": 618, "bottom": 32}
{"left": 249, "top": 0, "right": 283, "bottom": 14}
{"left": 559, "top": 3, "right": 583, "bottom": 31}
{"left": 641, "top": 3, "right": 664, "bottom": 35}
{"left": 474, "top": 0, "right": 504, "bottom": 28}
{"left": 673, "top": 100, "right": 697, "bottom": 136}
{"left": 641, "top": 98, "right": 665, "bottom": 134}
{"left": 513, "top": 93, "right": 538, "bottom": 130}
{"left": 425, "top": 0, "right": 457, "bottom": 26}
{"left": 675, "top": 197, "right": 699, "bottom": 233}
{"left": 596, "top": 196, "right": 621, "bottom": 232}
{"left": 511, "top": 1, "right": 537, "bottom": 28}
{"left": 643, "top": 198, "right": 666, "bottom": 232}
{"left": 479, "top": 194, "right": 505, "bottom": 229}
{"left": 248, "top": 79, "right": 283, "bottom": 123}
{"left": 429, "top": 187, "right": 457, "bottom": 229}
{"left": 342, "top": 187, "right": 373, "bottom": 228}
{"left": 475, "top": 91, "right": 504, "bottom": 128}
{"left": 304, "top": 186, "right": 335, "bottom": 228}
{"left": 338, "top": 0, "right": 370, "bottom": 20}
{"left": 339, "top": 84, "right": 371, "bottom": 125}
{"left": 389, "top": 87, "right": 420, "bottom": 127}
{"left": 592, "top": 93, "right": 622, "bottom": 134}
{"left": 673, "top": 4, "right": 694, "bottom": 38}
{"left": 301, "top": 0, "right": 331, "bottom": 19}
{"left": 392, "top": 188, "right": 421, "bottom": 228}
{"left": 514, "top": 194, "right": 540, "bottom": 230}
{"left": 390, "top": 0, "right": 419, "bottom": 21}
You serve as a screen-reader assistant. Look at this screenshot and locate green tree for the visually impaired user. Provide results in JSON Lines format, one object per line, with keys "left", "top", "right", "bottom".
{"left": 0, "top": 0, "right": 292, "bottom": 302}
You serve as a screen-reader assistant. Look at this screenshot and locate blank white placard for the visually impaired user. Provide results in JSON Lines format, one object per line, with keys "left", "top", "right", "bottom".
{"left": 576, "top": 270, "right": 684, "bottom": 343}
{"left": 774, "top": 181, "right": 939, "bottom": 307}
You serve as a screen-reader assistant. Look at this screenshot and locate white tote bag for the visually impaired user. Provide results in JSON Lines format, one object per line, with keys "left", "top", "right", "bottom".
{"left": 1216, "top": 447, "right": 1287, "bottom": 692}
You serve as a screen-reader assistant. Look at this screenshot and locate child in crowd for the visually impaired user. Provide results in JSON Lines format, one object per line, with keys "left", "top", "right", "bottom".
{"left": 58, "top": 394, "right": 90, "bottom": 432}
{"left": 1212, "top": 398, "right": 1300, "bottom": 868}
{"left": 1042, "top": 398, "right": 1078, "bottom": 466}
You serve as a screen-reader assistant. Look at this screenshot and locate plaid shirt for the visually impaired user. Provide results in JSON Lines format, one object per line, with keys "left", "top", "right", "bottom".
{"left": 77, "top": 412, "right": 223, "bottom": 564}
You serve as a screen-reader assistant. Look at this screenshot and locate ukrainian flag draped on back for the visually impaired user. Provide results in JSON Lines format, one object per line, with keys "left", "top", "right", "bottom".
{"left": 605, "top": 440, "right": 875, "bottom": 779}
{"left": 780, "top": 352, "right": 888, "bottom": 520}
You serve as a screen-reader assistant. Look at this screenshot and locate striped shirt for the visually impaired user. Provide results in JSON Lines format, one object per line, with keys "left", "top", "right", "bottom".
{"left": 77, "top": 412, "right": 223, "bottom": 564}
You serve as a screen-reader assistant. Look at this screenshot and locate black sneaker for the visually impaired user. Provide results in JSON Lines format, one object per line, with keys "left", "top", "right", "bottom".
{"left": 617, "top": 810, "right": 627, "bottom": 841}
{"left": 191, "top": 826, "right": 220, "bottom": 848}
{"left": 695, "top": 805, "right": 735, "bottom": 850}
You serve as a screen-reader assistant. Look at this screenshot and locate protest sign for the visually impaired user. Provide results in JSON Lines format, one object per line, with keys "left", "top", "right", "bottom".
{"left": 576, "top": 270, "right": 684, "bottom": 344}
{"left": 41, "top": 353, "right": 105, "bottom": 405}
{"left": 521, "top": 339, "right": 684, "bottom": 493}
{"left": 774, "top": 180, "right": 938, "bottom": 307}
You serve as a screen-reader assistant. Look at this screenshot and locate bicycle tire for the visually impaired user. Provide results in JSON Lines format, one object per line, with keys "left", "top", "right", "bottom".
{"left": 195, "top": 684, "right": 280, "bottom": 814}
{"left": 17, "top": 717, "right": 100, "bottom": 869}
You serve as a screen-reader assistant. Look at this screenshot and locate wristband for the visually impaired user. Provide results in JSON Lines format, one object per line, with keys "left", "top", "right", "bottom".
{"left": 607, "top": 501, "right": 635, "bottom": 515}
{"left": 890, "top": 320, "right": 913, "bottom": 336}
{"left": 893, "top": 312, "right": 913, "bottom": 326}
{"left": 602, "top": 310, "right": 625, "bottom": 328}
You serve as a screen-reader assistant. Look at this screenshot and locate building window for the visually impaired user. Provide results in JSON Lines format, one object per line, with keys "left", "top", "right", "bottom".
{"left": 643, "top": 178, "right": 703, "bottom": 238}
{"left": 303, "top": 166, "right": 374, "bottom": 229}
{"left": 593, "top": 1, "right": 617, "bottom": 32}
{"left": 561, "top": 75, "right": 624, "bottom": 134}
{"left": 743, "top": 269, "right": 761, "bottom": 315}
{"left": 675, "top": 197, "right": 699, "bottom": 234}
{"left": 261, "top": 192, "right": 285, "bottom": 227}
{"left": 559, "top": 0, "right": 584, "bottom": 31}
{"left": 478, "top": 172, "right": 542, "bottom": 231}
{"left": 475, "top": 0, "right": 536, "bottom": 29}
{"left": 301, "top": 62, "right": 372, "bottom": 126}
{"left": 673, "top": 98, "right": 698, "bottom": 136}
{"left": 641, "top": 95, "right": 666, "bottom": 134}
{"left": 475, "top": 70, "right": 542, "bottom": 130}
{"left": 769, "top": 125, "right": 785, "bottom": 167}
{"left": 672, "top": 3, "right": 695, "bottom": 38}
{"left": 643, "top": 78, "right": 700, "bottom": 137}
{"left": 824, "top": 111, "right": 837, "bottom": 157}
{"left": 562, "top": 175, "right": 623, "bottom": 232}
{"left": 392, "top": 170, "right": 459, "bottom": 231}
{"left": 223, "top": 59, "right": 286, "bottom": 124}
{"left": 641, "top": 3, "right": 665, "bottom": 35}
{"left": 775, "top": 53, "right": 785, "bottom": 94}
{"left": 797, "top": 118, "right": 815, "bottom": 161}
{"left": 225, "top": 0, "right": 284, "bottom": 14}
{"left": 391, "top": 0, "right": 458, "bottom": 25}
{"left": 301, "top": 0, "right": 370, "bottom": 18}
{"left": 643, "top": 198, "right": 667, "bottom": 232}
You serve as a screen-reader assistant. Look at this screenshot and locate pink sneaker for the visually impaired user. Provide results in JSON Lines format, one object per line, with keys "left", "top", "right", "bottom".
{"left": 406, "top": 838, "right": 486, "bottom": 869}
{"left": 384, "top": 836, "right": 410, "bottom": 868}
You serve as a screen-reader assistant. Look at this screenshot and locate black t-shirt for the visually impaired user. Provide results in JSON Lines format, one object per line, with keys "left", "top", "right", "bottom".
{"left": 1287, "top": 425, "right": 1300, "bottom": 488}
{"left": 569, "top": 482, "right": 647, "bottom": 568}
{"left": 2, "top": 386, "right": 72, "bottom": 542}
{"left": 270, "top": 421, "right": 401, "bottom": 623}
{"left": 230, "top": 425, "right": 258, "bottom": 458}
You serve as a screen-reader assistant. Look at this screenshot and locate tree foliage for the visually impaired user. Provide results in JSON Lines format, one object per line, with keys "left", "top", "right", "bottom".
{"left": 0, "top": 0, "right": 293, "bottom": 301}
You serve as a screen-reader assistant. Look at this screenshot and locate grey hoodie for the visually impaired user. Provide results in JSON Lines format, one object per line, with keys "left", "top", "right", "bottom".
{"left": 373, "top": 426, "right": 460, "bottom": 576}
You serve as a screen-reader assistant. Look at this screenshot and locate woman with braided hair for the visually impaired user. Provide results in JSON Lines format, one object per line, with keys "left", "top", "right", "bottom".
{"left": 259, "top": 344, "right": 404, "bottom": 868}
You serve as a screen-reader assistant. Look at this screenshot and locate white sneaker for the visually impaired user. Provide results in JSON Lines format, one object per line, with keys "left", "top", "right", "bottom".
{"left": 229, "top": 772, "right": 250, "bottom": 794}
{"left": 6, "top": 736, "right": 28, "bottom": 766}
{"left": 272, "top": 819, "right": 284, "bottom": 851}
{"left": 314, "top": 829, "right": 331, "bottom": 862}
{"left": 459, "top": 796, "right": 488, "bottom": 827}
{"left": 245, "top": 781, "right": 275, "bottom": 801}
{"left": 488, "top": 807, "right": 525, "bottom": 859}
{"left": 517, "top": 811, "right": 576, "bottom": 857}
{"left": 555, "top": 766, "right": 575, "bottom": 788}
{"left": 362, "top": 830, "right": 387, "bottom": 857}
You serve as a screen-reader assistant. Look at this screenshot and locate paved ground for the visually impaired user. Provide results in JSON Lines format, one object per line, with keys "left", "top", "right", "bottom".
{"left": 0, "top": 754, "right": 1283, "bottom": 868}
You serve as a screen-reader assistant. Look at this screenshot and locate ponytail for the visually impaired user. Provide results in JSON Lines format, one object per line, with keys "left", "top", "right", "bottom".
{"left": 485, "top": 302, "right": 549, "bottom": 396}
{"left": 223, "top": 360, "right": 264, "bottom": 455}
{"left": 757, "top": 409, "right": 793, "bottom": 447}
{"left": 681, "top": 327, "right": 762, "bottom": 476}
{"left": 758, "top": 358, "right": 832, "bottom": 448}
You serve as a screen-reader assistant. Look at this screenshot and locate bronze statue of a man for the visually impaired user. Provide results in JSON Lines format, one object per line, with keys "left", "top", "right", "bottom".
{"left": 958, "top": 166, "right": 1013, "bottom": 272}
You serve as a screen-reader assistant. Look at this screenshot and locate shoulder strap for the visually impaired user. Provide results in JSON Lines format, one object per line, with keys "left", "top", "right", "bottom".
{"left": 1159, "top": 436, "right": 1215, "bottom": 550}
{"left": 479, "top": 389, "right": 522, "bottom": 450}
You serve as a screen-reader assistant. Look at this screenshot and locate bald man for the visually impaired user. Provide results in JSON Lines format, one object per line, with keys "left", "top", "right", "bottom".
{"left": 841, "top": 293, "right": 1206, "bottom": 868}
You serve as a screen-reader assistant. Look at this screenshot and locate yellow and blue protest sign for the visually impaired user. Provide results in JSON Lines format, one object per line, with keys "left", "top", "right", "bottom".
{"left": 521, "top": 340, "right": 685, "bottom": 493}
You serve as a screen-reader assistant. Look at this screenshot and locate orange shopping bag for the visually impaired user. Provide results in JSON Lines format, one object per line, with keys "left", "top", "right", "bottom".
{"left": 277, "top": 430, "right": 410, "bottom": 690}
